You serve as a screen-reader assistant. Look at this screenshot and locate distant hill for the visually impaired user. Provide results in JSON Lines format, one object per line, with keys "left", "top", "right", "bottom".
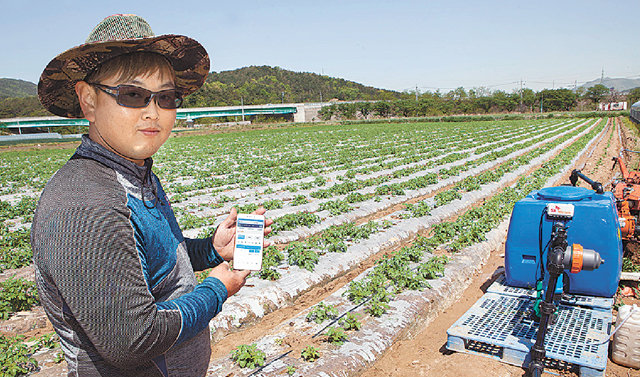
{"left": 0, "top": 66, "right": 407, "bottom": 118}
{"left": 0, "top": 78, "right": 37, "bottom": 99}
{"left": 581, "top": 77, "right": 640, "bottom": 92}
{"left": 7, "top": 67, "right": 637, "bottom": 119}
{"left": 183, "top": 65, "right": 406, "bottom": 107}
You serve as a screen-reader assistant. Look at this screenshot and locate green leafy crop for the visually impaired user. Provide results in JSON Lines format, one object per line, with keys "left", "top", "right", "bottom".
{"left": 287, "top": 242, "right": 319, "bottom": 271}
{"left": 338, "top": 312, "right": 362, "bottom": 331}
{"left": 325, "top": 326, "right": 348, "bottom": 345}
{"left": 230, "top": 343, "right": 266, "bottom": 369}
{"left": 365, "top": 298, "right": 390, "bottom": 317}
{"left": 0, "top": 335, "right": 38, "bottom": 377}
{"left": 0, "top": 277, "right": 39, "bottom": 320}
{"left": 301, "top": 345, "right": 320, "bottom": 362}
{"left": 306, "top": 302, "right": 338, "bottom": 324}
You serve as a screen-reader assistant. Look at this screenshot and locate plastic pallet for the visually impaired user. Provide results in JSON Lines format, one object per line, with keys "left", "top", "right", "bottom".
{"left": 446, "top": 292, "right": 611, "bottom": 377}
{"left": 487, "top": 274, "right": 614, "bottom": 311}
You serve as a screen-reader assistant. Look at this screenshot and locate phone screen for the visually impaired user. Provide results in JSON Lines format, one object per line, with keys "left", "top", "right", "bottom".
{"left": 233, "top": 214, "right": 265, "bottom": 270}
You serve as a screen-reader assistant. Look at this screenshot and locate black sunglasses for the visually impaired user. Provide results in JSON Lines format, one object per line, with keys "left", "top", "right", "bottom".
{"left": 89, "top": 83, "right": 183, "bottom": 109}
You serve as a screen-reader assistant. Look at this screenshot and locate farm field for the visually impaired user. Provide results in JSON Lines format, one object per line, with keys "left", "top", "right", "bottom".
{"left": 1, "top": 117, "right": 639, "bottom": 377}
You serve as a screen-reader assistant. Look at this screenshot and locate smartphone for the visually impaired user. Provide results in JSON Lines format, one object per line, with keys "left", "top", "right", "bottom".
{"left": 232, "top": 213, "right": 265, "bottom": 271}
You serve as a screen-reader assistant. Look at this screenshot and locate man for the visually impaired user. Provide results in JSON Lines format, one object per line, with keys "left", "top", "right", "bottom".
{"left": 32, "top": 14, "right": 271, "bottom": 376}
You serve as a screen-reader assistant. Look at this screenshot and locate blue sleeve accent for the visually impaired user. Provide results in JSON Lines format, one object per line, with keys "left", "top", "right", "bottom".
{"left": 185, "top": 237, "right": 225, "bottom": 271}
{"left": 157, "top": 277, "right": 228, "bottom": 345}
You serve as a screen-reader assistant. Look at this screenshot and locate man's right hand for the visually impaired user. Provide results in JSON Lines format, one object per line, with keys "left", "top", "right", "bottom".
{"left": 208, "top": 262, "right": 250, "bottom": 298}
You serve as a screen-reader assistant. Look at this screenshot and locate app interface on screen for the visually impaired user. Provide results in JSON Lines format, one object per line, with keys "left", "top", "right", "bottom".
{"left": 235, "top": 217, "right": 264, "bottom": 268}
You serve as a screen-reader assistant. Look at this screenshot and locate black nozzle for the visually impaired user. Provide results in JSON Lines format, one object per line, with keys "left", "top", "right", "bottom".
{"left": 569, "top": 169, "right": 604, "bottom": 194}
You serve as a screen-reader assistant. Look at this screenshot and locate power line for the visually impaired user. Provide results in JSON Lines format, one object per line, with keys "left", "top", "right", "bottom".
{"left": 405, "top": 73, "right": 639, "bottom": 94}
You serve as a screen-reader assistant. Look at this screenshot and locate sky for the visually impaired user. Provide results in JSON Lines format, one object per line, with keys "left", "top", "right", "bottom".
{"left": 1, "top": 0, "right": 639, "bottom": 94}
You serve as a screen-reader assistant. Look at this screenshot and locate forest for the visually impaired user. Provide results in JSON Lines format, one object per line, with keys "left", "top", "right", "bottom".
{"left": 1, "top": 66, "right": 639, "bottom": 120}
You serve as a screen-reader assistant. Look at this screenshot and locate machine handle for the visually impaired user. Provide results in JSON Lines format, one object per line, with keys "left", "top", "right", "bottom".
{"left": 569, "top": 170, "right": 604, "bottom": 194}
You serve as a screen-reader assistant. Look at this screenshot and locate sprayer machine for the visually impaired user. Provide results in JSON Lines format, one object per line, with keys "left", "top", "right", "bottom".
{"left": 447, "top": 173, "right": 624, "bottom": 377}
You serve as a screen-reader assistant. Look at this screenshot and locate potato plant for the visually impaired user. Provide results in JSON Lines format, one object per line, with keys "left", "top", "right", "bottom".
{"left": 230, "top": 343, "right": 266, "bottom": 369}
{"left": 325, "top": 326, "right": 348, "bottom": 345}
{"left": 0, "top": 335, "right": 39, "bottom": 377}
{"left": 0, "top": 118, "right": 607, "bottom": 376}
{"left": 306, "top": 302, "right": 339, "bottom": 324}
{"left": 338, "top": 312, "right": 362, "bottom": 331}
{"left": 0, "top": 277, "right": 39, "bottom": 320}
{"left": 301, "top": 345, "right": 320, "bottom": 362}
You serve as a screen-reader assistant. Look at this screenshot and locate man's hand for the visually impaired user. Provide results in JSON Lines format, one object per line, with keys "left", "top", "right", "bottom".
{"left": 207, "top": 262, "right": 250, "bottom": 297}
{"left": 212, "top": 207, "right": 273, "bottom": 261}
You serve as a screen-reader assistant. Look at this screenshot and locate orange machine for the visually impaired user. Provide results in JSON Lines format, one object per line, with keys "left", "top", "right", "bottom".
{"left": 611, "top": 150, "right": 640, "bottom": 241}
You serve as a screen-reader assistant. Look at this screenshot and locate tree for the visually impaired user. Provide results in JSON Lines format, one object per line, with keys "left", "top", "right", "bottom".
{"left": 521, "top": 88, "right": 536, "bottom": 112}
{"left": 584, "top": 84, "right": 609, "bottom": 103}
{"left": 337, "top": 103, "right": 358, "bottom": 119}
{"left": 475, "top": 96, "right": 494, "bottom": 114}
{"left": 492, "top": 91, "right": 518, "bottom": 112}
{"left": 357, "top": 102, "right": 373, "bottom": 118}
{"left": 392, "top": 100, "right": 417, "bottom": 117}
{"left": 628, "top": 87, "right": 640, "bottom": 106}
{"left": 539, "top": 89, "right": 577, "bottom": 112}
{"left": 373, "top": 101, "right": 391, "bottom": 117}
{"left": 336, "top": 87, "right": 360, "bottom": 101}
{"left": 318, "top": 105, "right": 336, "bottom": 120}
{"left": 470, "top": 86, "right": 491, "bottom": 98}
{"left": 0, "top": 96, "right": 49, "bottom": 118}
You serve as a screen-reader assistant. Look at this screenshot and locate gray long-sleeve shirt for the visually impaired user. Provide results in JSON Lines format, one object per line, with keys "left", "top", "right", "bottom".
{"left": 31, "top": 135, "right": 227, "bottom": 376}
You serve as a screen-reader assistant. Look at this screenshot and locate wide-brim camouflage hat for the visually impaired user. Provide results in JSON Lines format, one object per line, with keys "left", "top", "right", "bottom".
{"left": 38, "top": 14, "right": 209, "bottom": 118}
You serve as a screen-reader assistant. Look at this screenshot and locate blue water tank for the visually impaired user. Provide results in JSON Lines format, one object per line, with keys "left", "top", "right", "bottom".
{"left": 505, "top": 186, "right": 622, "bottom": 297}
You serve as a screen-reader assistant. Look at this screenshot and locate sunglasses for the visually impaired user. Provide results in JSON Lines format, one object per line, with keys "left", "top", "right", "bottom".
{"left": 89, "top": 83, "right": 183, "bottom": 109}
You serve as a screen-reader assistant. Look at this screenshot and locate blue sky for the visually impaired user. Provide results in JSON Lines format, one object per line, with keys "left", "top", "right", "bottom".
{"left": 2, "top": 0, "right": 638, "bottom": 93}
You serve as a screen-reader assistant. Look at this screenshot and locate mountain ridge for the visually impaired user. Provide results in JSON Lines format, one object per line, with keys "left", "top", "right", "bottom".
{"left": 3, "top": 70, "right": 639, "bottom": 100}
{"left": 580, "top": 77, "right": 640, "bottom": 92}
{"left": 0, "top": 78, "right": 37, "bottom": 99}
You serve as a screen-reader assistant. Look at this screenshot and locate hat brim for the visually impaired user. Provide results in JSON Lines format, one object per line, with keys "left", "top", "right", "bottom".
{"left": 38, "top": 34, "right": 210, "bottom": 118}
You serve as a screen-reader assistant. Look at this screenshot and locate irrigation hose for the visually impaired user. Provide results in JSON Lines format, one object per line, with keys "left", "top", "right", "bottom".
{"left": 587, "top": 305, "right": 638, "bottom": 346}
{"left": 248, "top": 259, "right": 438, "bottom": 374}
{"left": 247, "top": 350, "right": 292, "bottom": 377}
{"left": 523, "top": 303, "right": 639, "bottom": 351}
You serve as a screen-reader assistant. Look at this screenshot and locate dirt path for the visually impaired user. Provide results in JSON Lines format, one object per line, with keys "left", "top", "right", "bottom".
{"left": 359, "top": 118, "right": 640, "bottom": 377}
{"left": 360, "top": 244, "right": 519, "bottom": 377}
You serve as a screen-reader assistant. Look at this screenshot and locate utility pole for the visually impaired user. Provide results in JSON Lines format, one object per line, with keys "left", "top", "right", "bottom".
{"left": 519, "top": 79, "right": 523, "bottom": 108}
{"left": 600, "top": 67, "right": 604, "bottom": 84}
{"left": 540, "top": 92, "right": 544, "bottom": 113}
{"left": 415, "top": 85, "right": 419, "bottom": 102}
{"left": 241, "top": 96, "right": 245, "bottom": 122}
